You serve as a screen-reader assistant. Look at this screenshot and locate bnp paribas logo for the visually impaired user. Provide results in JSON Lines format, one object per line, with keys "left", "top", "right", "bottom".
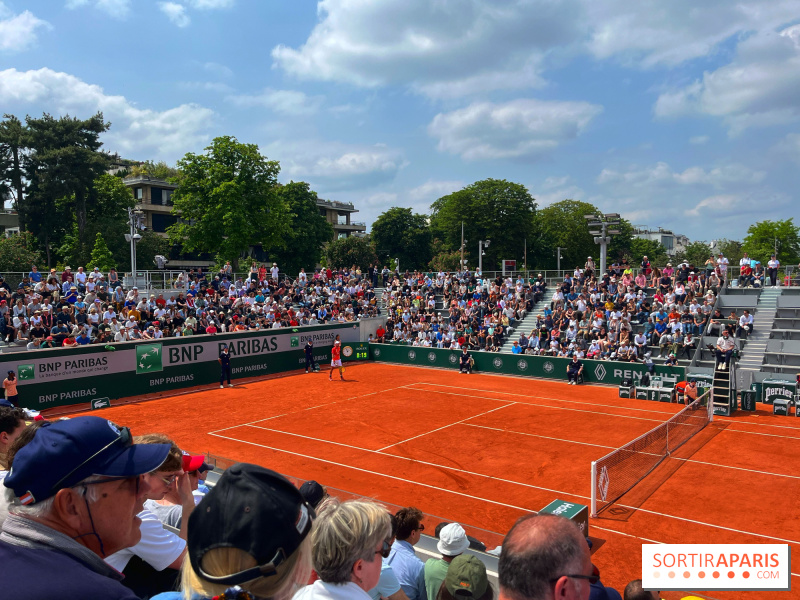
{"left": 17, "top": 364, "right": 35, "bottom": 381}
{"left": 291, "top": 336, "right": 300, "bottom": 347}
{"left": 136, "top": 343, "right": 163, "bottom": 374}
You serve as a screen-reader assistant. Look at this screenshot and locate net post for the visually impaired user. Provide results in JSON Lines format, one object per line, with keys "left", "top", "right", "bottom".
{"left": 590, "top": 461, "right": 597, "bottom": 517}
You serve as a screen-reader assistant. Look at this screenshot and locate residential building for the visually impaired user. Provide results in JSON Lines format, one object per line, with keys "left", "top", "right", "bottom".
{"left": 123, "top": 175, "right": 179, "bottom": 237}
{"left": 633, "top": 226, "right": 689, "bottom": 256}
{"left": 317, "top": 199, "right": 367, "bottom": 240}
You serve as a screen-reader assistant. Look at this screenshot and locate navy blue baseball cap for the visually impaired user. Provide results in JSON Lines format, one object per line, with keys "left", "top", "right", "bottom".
{"left": 4, "top": 416, "right": 170, "bottom": 505}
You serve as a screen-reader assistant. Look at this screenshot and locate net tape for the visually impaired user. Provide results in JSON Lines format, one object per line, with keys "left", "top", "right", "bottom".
{"left": 592, "top": 390, "right": 712, "bottom": 515}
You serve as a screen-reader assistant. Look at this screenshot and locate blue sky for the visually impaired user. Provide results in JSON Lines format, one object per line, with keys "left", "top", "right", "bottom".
{"left": 3, "top": 1, "right": 800, "bottom": 242}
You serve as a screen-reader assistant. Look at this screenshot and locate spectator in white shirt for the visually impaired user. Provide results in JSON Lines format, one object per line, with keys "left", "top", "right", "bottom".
{"left": 715, "top": 330, "right": 736, "bottom": 370}
{"left": 737, "top": 310, "right": 754, "bottom": 338}
{"left": 767, "top": 255, "right": 780, "bottom": 287}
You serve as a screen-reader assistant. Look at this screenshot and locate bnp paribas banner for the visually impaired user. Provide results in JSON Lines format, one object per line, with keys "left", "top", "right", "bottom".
{"left": 5, "top": 324, "right": 363, "bottom": 411}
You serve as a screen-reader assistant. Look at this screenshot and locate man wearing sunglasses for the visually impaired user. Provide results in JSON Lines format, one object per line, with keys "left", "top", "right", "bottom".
{"left": 499, "top": 514, "right": 595, "bottom": 600}
{"left": 387, "top": 507, "right": 427, "bottom": 600}
{"left": 106, "top": 433, "right": 192, "bottom": 599}
{"left": 0, "top": 416, "right": 170, "bottom": 599}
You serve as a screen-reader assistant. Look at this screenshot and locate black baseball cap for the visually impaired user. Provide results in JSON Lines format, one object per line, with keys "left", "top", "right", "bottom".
{"left": 4, "top": 416, "right": 169, "bottom": 505}
{"left": 298, "top": 479, "right": 326, "bottom": 508}
{"left": 188, "top": 463, "right": 315, "bottom": 586}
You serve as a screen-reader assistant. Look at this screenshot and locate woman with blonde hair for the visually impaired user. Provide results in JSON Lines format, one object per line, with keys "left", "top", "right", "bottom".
{"left": 152, "top": 464, "right": 315, "bottom": 600}
{"left": 294, "top": 499, "right": 391, "bottom": 600}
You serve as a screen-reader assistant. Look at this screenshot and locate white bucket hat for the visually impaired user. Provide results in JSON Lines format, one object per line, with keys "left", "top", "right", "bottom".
{"left": 437, "top": 523, "right": 470, "bottom": 556}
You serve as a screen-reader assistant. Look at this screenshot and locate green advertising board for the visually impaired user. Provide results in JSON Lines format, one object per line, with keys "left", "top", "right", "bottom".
{"left": 369, "top": 344, "right": 685, "bottom": 386}
{"left": 539, "top": 499, "right": 589, "bottom": 536}
{"left": 6, "top": 323, "right": 363, "bottom": 411}
{"left": 761, "top": 378, "right": 797, "bottom": 405}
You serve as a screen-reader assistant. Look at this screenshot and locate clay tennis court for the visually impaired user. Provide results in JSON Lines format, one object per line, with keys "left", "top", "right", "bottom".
{"left": 59, "top": 362, "right": 800, "bottom": 599}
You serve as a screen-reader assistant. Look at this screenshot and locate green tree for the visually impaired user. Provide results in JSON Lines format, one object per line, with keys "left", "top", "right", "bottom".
{"left": 87, "top": 232, "right": 116, "bottom": 271}
{"left": 325, "top": 236, "right": 378, "bottom": 270}
{"left": 23, "top": 113, "right": 110, "bottom": 264}
{"left": 428, "top": 238, "right": 461, "bottom": 272}
{"left": 681, "top": 241, "right": 714, "bottom": 268}
{"left": 535, "top": 200, "right": 634, "bottom": 271}
{"left": 266, "top": 181, "right": 333, "bottom": 274}
{"left": 0, "top": 114, "right": 28, "bottom": 209}
{"left": 628, "top": 238, "right": 669, "bottom": 266}
{"left": 371, "top": 207, "right": 432, "bottom": 270}
{"left": 169, "top": 136, "right": 290, "bottom": 271}
{"left": 0, "top": 231, "right": 43, "bottom": 273}
{"left": 536, "top": 200, "right": 598, "bottom": 270}
{"left": 56, "top": 174, "right": 135, "bottom": 268}
{"left": 136, "top": 230, "right": 172, "bottom": 270}
{"left": 742, "top": 219, "right": 800, "bottom": 264}
{"left": 429, "top": 179, "right": 537, "bottom": 271}
{"left": 129, "top": 160, "right": 181, "bottom": 181}
{"left": 716, "top": 239, "right": 744, "bottom": 267}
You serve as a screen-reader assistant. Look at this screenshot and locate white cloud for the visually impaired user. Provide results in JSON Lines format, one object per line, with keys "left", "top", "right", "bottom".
{"left": 534, "top": 183, "right": 586, "bottom": 208}
{"left": 269, "top": 140, "right": 407, "bottom": 191}
{"left": 689, "top": 135, "right": 709, "bottom": 145}
{"left": 202, "top": 61, "right": 234, "bottom": 79}
{"left": 272, "top": 0, "right": 579, "bottom": 97}
{"left": 0, "top": 5, "right": 50, "bottom": 52}
{"left": 542, "top": 175, "right": 570, "bottom": 189}
{"left": 428, "top": 99, "right": 602, "bottom": 161}
{"left": 585, "top": 1, "right": 800, "bottom": 68}
{"left": 227, "top": 89, "right": 324, "bottom": 116}
{"left": 685, "top": 194, "right": 740, "bottom": 217}
{"left": 186, "top": 0, "right": 234, "bottom": 8}
{"left": 179, "top": 81, "right": 234, "bottom": 93}
{"left": 655, "top": 26, "right": 800, "bottom": 134}
{"left": 0, "top": 68, "right": 213, "bottom": 159}
{"left": 66, "top": 0, "right": 131, "bottom": 18}
{"left": 597, "top": 161, "right": 765, "bottom": 188}
{"left": 270, "top": 0, "right": 800, "bottom": 98}
{"left": 407, "top": 180, "right": 463, "bottom": 204}
{"left": 159, "top": 2, "right": 190, "bottom": 27}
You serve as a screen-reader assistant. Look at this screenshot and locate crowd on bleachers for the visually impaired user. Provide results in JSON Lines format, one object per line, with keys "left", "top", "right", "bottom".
{"left": 376, "top": 254, "right": 748, "bottom": 366}
{"left": 0, "top": 411, "right": 673, "bottom": 600}
{"left": 1, "top": 263, "right": 381, "bottom": 351}
{"left": 377, "top": 270, "right": 538, "bottom": 351}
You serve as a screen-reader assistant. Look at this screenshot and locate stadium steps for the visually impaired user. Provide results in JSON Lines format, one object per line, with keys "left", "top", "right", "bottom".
{"left": 499, "top": 298, "right": 548, "bottom": 353}
{"left": 737, "top": 288, "right": 781, "bottom": 376}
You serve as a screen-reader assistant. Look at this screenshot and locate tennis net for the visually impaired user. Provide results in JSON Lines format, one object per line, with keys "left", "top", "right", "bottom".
{"left": 590, "top": 389, "right": 713, "bottom": 516}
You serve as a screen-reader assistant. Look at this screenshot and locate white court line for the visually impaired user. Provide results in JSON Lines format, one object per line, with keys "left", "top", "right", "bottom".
{"left": 244, "top": 424, "right": 577, "bottom": 498}
{"left": 700, "top": 427, "right": 800, "bottom": 441}
{"left": 209, "top": 383, "right": 419, "bottom": 435}
{"left": 413, "top": 387, "right": 667, "bottom": 424}
{"left": 416, "top": 381, "right": 800, "bottom": 433}
{"left": 419, "top": 385, "right": 800, "bottom": 442}
{"left": 376, "top": 403, "right": 515, "bottom": 452}
{"left": 209, "top": 431, "right": 531, "bottom": 512}
{"left": 210, "top": 429, "right": 800, "bottom": 546}
{"left": 409, "top": 382, "right": 680, "bottom": 416}
{"left": 464, "top": 423, "right": 800, "bottom": 480}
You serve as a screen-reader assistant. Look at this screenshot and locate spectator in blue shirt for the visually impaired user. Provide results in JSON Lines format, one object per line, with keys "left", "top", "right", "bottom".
{"left": 76, "top": 329, "right": 92, "bottom": 345}
{"left": 387, "top": 507, "right": 427, "bottom": 600}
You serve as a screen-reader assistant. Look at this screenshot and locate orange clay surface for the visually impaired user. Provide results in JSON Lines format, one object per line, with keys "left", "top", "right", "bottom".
{"left": 54, "top": 362, "right": 800, "bottom": 600}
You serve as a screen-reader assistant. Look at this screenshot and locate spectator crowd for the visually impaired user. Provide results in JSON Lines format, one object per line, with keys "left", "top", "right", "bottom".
{"left": 1, "top": 263, "right": 382, "bottom": 352}
{"left": 0, "top": 410, "right": 672, "bottom": 600}
{"left": 375, "top": 254, "right": 746, "bottom": 367}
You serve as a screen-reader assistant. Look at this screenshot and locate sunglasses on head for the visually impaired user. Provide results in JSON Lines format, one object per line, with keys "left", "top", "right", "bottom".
{"left": 49, "top": 424, "right": 132, "bottom": 496}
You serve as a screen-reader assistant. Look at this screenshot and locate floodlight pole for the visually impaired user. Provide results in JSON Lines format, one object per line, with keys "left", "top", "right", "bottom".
{"left": 478, "top": 239, "right": 490, "bottom": 274}
{"left": 599, "top": 221, "right": 608, "bottom": 275}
